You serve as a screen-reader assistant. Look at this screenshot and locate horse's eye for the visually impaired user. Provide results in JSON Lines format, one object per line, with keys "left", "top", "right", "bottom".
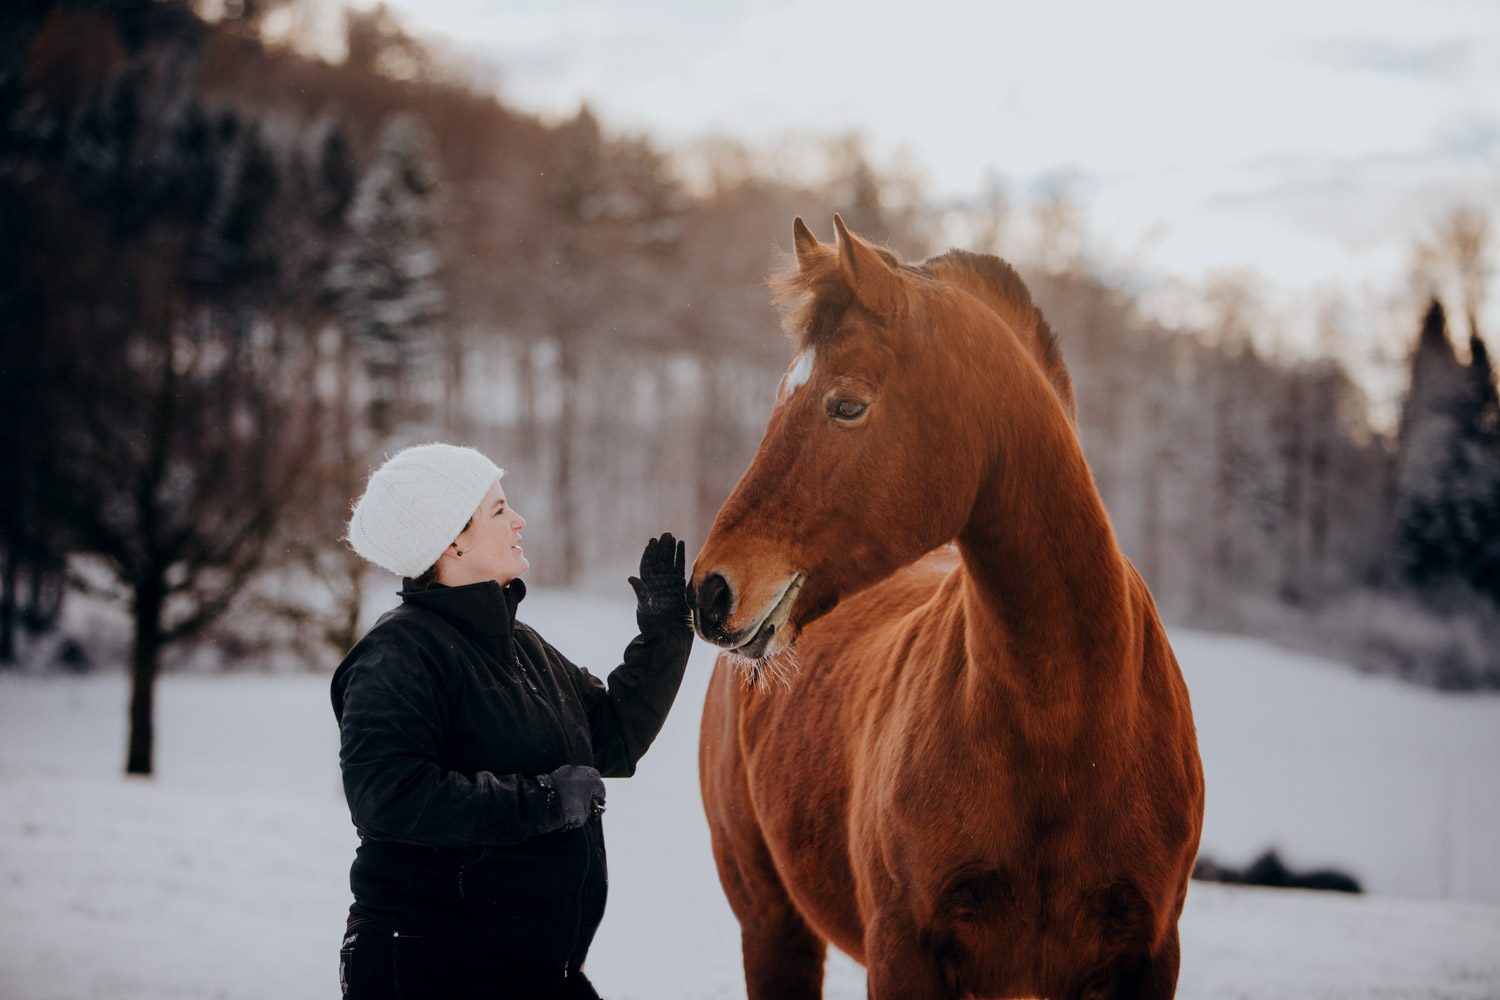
{"left": 829, "top": 398, "right": 868, "bottom": 421}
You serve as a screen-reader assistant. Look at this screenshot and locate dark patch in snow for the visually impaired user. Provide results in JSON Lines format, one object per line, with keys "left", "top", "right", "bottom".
{"left": 1195, "top": 849, "right": 1362, "bottom": 894}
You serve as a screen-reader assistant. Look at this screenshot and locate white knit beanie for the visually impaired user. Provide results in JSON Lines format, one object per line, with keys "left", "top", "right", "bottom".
{"left": 346, "top": 443, "right": 504, "bottom": 578}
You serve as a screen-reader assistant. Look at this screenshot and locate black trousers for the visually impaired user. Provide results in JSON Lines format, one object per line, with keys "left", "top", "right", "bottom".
{"left": 340, "top": 916, "right": 602, "bottom": 1000}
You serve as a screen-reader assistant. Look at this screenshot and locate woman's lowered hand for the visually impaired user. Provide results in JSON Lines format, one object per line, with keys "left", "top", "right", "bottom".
{"left": 545, "top": 764, "right": 605, "bottom": 830}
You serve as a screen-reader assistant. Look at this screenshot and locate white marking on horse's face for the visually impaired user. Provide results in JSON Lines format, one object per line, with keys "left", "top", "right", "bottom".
{"left": 780, "top": 349, "right": 816, "bottom": 404}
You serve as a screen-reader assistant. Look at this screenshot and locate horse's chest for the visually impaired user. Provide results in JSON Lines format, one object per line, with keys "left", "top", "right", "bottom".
{"left": 856, "top": 720, "right": 1111, "bottom": 885}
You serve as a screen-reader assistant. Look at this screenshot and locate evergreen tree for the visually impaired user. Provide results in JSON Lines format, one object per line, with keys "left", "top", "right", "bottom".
{"left": 1393, "top": 300, "right": 1500, "bottom": 601}
{"left": 327, "top": 113, "right": 445, "bottom": 434}
{"left": 1469, "top": 334, "right": 1500, "bottom": 440}
{"left": 1457, "top": 333, "right": 1500, "bottom": 597}
{"left": 1395, "top": 301, "right": 1469, "bottom": 585}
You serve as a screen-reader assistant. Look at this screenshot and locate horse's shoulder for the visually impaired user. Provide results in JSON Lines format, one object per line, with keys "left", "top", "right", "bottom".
{"left": 885, "top": 547, "right": 961, "bottom": 599}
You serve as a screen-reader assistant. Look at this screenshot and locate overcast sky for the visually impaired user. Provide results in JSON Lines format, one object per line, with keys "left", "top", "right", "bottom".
{"left": 368, "top": 0, "right": 1499, "bottom": 338}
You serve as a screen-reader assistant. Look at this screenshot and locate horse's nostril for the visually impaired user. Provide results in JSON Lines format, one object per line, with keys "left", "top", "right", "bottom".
{"left": 698, "top": 572, "right": 734, "bottom": 630}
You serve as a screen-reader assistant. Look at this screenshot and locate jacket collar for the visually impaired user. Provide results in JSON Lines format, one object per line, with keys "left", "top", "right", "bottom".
{"left": 398, "top": 577, "right": 527, "bottom": 653}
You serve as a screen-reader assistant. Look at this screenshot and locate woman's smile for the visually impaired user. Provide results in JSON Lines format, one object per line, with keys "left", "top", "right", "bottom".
{"left": 443, "top": 481, "right": 530, "bottom": 586}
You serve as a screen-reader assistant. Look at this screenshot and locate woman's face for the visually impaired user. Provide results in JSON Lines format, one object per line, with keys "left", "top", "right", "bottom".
{"left": 450, "top": 481, "right": 528, "bottom": 586}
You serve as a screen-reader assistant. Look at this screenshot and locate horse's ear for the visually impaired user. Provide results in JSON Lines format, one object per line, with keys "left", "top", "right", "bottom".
{"left": 793, "top": 217, "right": 823, "bottom": 272}
{"left": 833, "top": 214, "right": 904, "bottom": 313}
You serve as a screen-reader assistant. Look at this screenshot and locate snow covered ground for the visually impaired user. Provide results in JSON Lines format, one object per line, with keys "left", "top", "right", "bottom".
{"left": 2, "top": 586, "right": 1499, "bottom": 999}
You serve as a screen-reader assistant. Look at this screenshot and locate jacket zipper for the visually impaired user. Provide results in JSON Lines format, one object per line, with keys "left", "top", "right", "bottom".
{"left": 566, "top": 823, "right": 594, "bottom": 974}
{"left": 419, "top": 599, "right": 595, "bottom": 971}
{"left": 511, "top": 639, "right": 592, "bottom": 975}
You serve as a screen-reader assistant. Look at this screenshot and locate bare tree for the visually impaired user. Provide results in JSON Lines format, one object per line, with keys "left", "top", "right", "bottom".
{"left": 57, "top": 304, "right": 324, "bottom": 773}
{"left": 1411, "top": 204, "right": 1493, "bottom": 341}
{"left": 531, "top": 106, "right": 687, "bottom": 583}
{"left": 0, "top": 22, "right": 344, "bottom": 769}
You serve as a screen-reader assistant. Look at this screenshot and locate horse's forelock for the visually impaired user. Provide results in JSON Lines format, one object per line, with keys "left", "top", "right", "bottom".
{"left": 769, "top": 247, "right": 923, "bottom": 352}
{"left": 769, "top": 253, "right": 856, "bottom": 349}
{"left": 769, "top": 245, "right": 1064, "bottom": 387}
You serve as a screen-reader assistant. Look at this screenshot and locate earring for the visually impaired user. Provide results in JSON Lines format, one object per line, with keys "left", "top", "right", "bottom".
{"left": 454, "top": 547, "right": 463, "bottom": 557}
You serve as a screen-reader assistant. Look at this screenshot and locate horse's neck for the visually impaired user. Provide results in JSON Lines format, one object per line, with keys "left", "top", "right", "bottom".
{"left": 953, "top": 410, "right": 1138, "bottom": 703}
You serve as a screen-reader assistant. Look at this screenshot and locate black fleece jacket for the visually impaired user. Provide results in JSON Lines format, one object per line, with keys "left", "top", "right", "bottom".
{"left": 330, "top": 577, "right": 692, "bottom": 971}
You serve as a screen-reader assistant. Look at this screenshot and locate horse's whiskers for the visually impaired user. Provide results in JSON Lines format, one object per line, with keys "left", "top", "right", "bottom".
{"left": 760, "top": 645, "right": 801, "bottom": 692}
{"left": 729, "top": 644, "right": 802, "bottom": 693}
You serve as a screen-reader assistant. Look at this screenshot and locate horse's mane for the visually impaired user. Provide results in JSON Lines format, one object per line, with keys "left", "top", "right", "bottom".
{"left": 769, "top": 241, "right": 1077, "bottom": 424}
{"left": 924, "top": 248, "right": 1076, "bottom": 424}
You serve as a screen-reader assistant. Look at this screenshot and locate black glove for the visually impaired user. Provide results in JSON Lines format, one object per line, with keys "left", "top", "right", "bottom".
{"left": 544, "top": 764, "right": 605, "bottom": 830}
{"left": 628, "top": 532, "right": 688, "bottom": 621}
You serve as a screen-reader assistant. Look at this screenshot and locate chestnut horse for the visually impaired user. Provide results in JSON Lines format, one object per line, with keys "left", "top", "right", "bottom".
{"left": 690, "top": 217, "right": 1204, "bottom": 1000}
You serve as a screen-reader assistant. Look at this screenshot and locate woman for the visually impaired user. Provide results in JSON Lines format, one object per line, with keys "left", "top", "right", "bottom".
{"left": 332, "top": 442, "right": 693, "bottom": 999}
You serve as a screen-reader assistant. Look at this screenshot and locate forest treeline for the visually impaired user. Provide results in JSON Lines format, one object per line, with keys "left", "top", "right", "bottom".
{"left": 2, "top": 0, "right": 1498, "bottom": 770}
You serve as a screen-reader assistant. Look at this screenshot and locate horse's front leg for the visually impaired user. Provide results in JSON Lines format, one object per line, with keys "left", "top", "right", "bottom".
{"left": 1089, "top": 925, "right": 1182, "bottom": 1000}
{"left": 864, "top": 910, "right": 952, "bottom": 1000}
{"left": 739, "top": 899, "right": 827, "bottom": 1000}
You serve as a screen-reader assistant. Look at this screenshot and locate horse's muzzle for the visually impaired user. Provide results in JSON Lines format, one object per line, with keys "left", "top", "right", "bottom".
{"left": 692, "top": 571, "right": 805, "bottom": 655}
{"left": 691, "top": 571, "right": 737, "bottom": 644}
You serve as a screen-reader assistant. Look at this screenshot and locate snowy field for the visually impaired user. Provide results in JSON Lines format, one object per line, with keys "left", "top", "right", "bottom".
{"left": 2, "top": 586, "right": 1499, "bottom": 999}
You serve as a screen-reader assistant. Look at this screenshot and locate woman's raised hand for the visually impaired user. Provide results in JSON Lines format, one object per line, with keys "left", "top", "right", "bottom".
{"left": 628, "top": 533, "right": 688, "bottom": 622}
